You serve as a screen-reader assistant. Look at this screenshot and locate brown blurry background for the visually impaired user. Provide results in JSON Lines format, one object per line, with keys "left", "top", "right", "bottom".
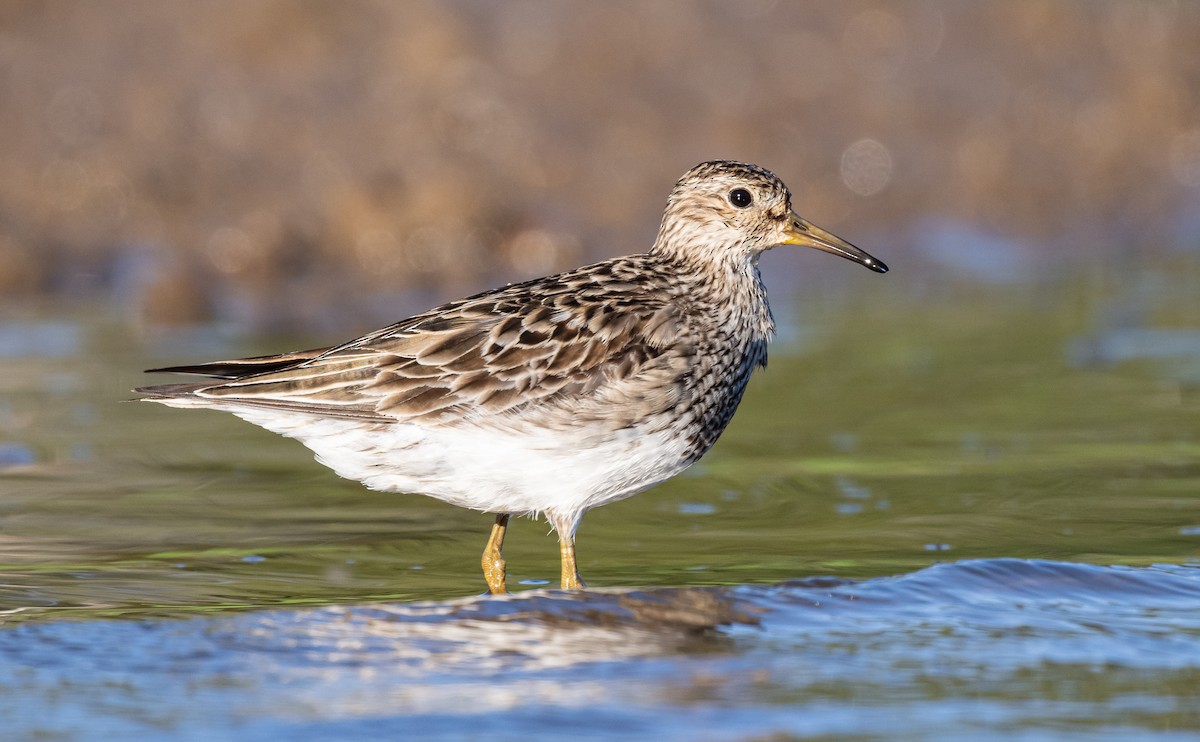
{"left": 1, "top": 0, "right": 1198, "bottom": 333}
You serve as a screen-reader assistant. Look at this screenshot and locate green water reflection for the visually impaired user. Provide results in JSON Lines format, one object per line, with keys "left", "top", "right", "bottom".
{"left": 1, "top": 260, "right": 1197, "bottom": 623}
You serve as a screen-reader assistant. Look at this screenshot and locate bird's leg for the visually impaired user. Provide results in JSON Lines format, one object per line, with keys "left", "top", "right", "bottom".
{"left": 559, "top": 535, "right": 586, "bottom": 590}
{"left": 481, "top": 513, "right": 510, "bottom": 595}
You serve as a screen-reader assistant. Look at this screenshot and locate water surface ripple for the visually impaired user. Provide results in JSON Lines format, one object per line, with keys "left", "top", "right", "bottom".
{"left": 3, "top": 558, "right": 1198, "bottom": 741}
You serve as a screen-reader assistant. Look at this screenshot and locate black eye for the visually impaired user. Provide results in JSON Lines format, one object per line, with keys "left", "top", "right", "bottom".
{"left": 728, "top": 188, "right": 753, "bottom": 208}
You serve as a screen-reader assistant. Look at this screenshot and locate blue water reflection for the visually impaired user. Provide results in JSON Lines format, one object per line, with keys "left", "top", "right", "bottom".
{"left": 2, "top": 560, "right": 1197, "bottom": 741}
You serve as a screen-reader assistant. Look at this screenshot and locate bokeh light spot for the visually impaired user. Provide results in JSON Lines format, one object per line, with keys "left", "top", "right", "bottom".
{"left": 840, "top": 139, "right": 893, "bottom": 196}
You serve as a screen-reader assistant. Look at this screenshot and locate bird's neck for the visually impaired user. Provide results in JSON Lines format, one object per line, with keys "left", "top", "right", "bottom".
{"left": 652, "top": 247, "right": 776, "bottom": 342}
{"left": 650, "top": 221, "right": 758, "bottom": 279}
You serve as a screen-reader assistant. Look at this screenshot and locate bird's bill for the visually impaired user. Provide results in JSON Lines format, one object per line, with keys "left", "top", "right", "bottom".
{"left": 782, "top": 213, "right": 888, "bottom": 273}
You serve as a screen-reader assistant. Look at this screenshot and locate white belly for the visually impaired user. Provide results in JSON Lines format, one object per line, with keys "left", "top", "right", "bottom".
{"left": 229, "top": 407, "right": 694, "bottom": 522}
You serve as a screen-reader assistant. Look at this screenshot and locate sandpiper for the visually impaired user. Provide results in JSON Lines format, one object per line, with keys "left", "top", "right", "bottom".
{"left": 138, "top": 161, "right": 887, "bottom": 594}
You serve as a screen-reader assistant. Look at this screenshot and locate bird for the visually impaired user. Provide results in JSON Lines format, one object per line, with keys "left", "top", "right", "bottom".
{"left": 137, "top": 160, "right": 887, "bottom": 595}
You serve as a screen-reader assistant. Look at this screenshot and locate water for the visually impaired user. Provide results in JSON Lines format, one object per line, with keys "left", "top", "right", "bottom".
{"left": 2, "top": 258, "right": 1199, "bottom": 739}
{"left": 4, "top": 561, "right": 1199, "bottom": 741}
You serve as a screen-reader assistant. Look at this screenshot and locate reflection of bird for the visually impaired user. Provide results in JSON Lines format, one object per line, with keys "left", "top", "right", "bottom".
{"left": 138, "top": 161, "right": 887, "bottom": 594}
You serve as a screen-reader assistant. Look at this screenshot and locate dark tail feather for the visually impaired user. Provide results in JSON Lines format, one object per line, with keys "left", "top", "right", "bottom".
{"left": 144, "top": 347, "right": 330, "bottom": 379}
{"left": 134, "top": 381, "right": 210, "bottom": 397}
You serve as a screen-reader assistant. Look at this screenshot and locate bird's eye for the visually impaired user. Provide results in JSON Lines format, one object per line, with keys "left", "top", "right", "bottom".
{"left": 728, "top": 188, "right": 753, "bottom": 208}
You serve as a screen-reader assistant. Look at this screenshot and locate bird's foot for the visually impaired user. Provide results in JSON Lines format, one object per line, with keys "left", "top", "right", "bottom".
{"left": 481, "top": 513, "right": 510, "bottom": 595}
{"left": 483, "top": 554, "right": 508, "bottom": 595}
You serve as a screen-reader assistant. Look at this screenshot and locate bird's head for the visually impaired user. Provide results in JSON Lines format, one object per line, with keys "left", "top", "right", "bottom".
{"left": 653, "top": 160, "right": 888, "bottom": 274}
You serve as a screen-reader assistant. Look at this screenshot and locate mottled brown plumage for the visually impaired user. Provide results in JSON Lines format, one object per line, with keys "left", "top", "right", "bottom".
{"left": 138, "top": 160, "right": 887, "bottom": 593}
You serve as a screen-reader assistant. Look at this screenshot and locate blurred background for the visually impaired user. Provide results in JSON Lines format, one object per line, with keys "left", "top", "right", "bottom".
{"left": 3, "top": 6, "right": 1200, "bottom": 736}
{"left": 1, "top": 0, "right": 1197, "bottom": 334}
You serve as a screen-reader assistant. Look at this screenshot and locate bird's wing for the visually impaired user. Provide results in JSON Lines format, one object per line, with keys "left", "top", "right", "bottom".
{"left": 139, "top": 259, "right": 692, "bottom": 425}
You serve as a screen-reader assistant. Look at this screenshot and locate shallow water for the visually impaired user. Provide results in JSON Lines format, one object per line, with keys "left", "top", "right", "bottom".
{"left": 2, "top": 257, "right": 1199, "bottom": 739}
{"left": 4, "top": 560, "right": 1200, "bottom": 741}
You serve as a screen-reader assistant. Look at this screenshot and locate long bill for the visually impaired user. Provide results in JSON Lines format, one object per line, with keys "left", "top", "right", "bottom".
{"left": 781, "top": 212, "right": 888, "bottom": 273}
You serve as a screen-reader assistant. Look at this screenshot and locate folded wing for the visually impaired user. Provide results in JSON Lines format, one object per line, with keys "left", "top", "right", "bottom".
{"left": 138, "top": 261, "right": 692, "bottom": 426}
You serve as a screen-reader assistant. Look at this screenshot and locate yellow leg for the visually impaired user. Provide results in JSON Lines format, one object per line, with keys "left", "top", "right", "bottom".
{"left": 481, "top": 513, "right": 510, "bottom": 595}
{"left": 559, "top": 535, "right": 586, "bottom": 590}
